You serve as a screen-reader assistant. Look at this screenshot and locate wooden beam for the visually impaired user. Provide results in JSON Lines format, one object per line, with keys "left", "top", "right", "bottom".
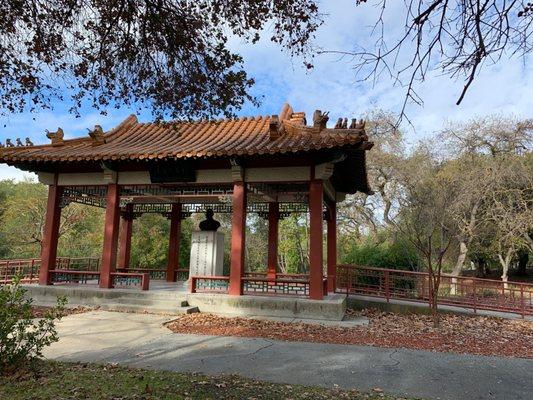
{"left": 229, "top": 181, "right": 246, "bottom": 295}
{"left": 100, "top": 183, "right": 120, "bottom": 288}
{"left": 118, "top": 204, "right": 134, "bottom": 269}
{"left": 166, "top": 203, "right": 182, "bottom": 282}
{"left": 39, "top": 183, "right": 62, "bottom": 285}
{"left": 267, "top": 202, "right": 279, "bottom": 279}
{"left": 327, "top": 202, "right": 337, "bottom": 293}
{"left": 309, "top": 179, "right": 324, "bottom": 300}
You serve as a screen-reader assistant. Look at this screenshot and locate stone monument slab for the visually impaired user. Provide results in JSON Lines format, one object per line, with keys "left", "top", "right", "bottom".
{"left": 189, "top": 230, "right": 224, "bottom": 278}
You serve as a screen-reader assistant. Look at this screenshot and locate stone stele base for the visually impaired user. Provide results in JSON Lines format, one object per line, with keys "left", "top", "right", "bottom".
{"left": 186, "top": 293, "right": 347, "bottom": 321}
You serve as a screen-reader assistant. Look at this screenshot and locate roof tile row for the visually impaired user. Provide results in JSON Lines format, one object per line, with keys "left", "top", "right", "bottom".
{"left": 0, "top": 112, "right": 369, "bottom": 164}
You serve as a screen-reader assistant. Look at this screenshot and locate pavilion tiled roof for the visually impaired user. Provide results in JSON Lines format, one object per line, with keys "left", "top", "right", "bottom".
{"left": 0, "top": 109, "right": 369, "bottom": 164}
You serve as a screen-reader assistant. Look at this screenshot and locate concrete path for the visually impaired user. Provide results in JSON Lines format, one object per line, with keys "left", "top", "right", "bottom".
{"left": 45, "top": 311, "right": 533, "bottom": 400}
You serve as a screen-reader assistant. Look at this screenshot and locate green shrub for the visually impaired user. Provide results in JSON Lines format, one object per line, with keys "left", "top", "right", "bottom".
{"left": 340, "top": 237, "right": 420, "bottom": 271}
{"left": 0, "top": 277, "right": 66, "bottom": 374}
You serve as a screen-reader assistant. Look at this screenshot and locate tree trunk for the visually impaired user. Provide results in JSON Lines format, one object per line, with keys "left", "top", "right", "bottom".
{"left": 426, "top": 253, "right": 440, "bottom": 328}
{"left": 498, "top": 247, "right": 514, "bottom": 289}
{"left": 474, "top": 257, "right": 487, "bottom": 277}
{"left": 452, "top": 241, "right": 468, "bottom": 276}
{"left": 451, "top": 241, "right": 468, "bottom": 295}
{"left": 517, "top": 250, "right": 528, "bottom": 276}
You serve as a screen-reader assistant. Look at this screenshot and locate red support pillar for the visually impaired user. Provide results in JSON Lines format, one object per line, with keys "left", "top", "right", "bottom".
{"left": 309, "top": 179, "right": 324, "bottom": 300}
{"left": 39, "top": 183, "right": 63, "bottom": 285}
{"left": 229, "top": 181, "right": 246, "bottom": 295}
{"left": 166, "top": 203, "right": 182, "bottom": 282}
{"left": 118, "top": 204, "right": 134, "bottom": 270}
{"left": 327, "top": 202, "right": 337, "bottom": 293}
{"left": 267, "top": 202, "right": 279, "bottom": 280}
{"left": 100, "top": 183, "right": 120, "bottom": 289}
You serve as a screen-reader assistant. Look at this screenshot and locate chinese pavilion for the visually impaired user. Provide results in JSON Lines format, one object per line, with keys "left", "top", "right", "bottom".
{"left": 0, "top": 104, "right": 372, "bottom": 300}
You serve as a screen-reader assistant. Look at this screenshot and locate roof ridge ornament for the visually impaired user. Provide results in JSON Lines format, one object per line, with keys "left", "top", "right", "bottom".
{"left": 279, "top": 103, "right": 294, "bottom": 121}
{"left": 269, "top": 115, "right": 283, "bottom": 141}
{"left": 46, "top": 127, "right": 64, "bottom": 146}
{"left": 334, "top": 117, "right": 365, "bottom": 130}
{"left": 350, "top": 118, "right": 365, "bottom": 130}
{"left": 88, "top": 125, "right": 105, "bottom": 146}
{"left": 312, "top": 110, "right": 329, "bottom": 131}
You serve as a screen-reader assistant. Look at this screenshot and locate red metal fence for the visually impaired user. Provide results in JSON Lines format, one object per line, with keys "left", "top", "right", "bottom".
{"left": 0, "top": 258, "right": 41, "bottom": 284}
{"left": 0, "top": 257, "right": 97, "bottom": 284}
{"left": 336, "top": 264, "right": 533, "bottom": 317}
{"left": 56, "top": 257, "right": 100, "bottom": 271}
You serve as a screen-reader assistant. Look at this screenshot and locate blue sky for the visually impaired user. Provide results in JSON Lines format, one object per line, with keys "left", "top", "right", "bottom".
{"left": 1, "top": 0, "right": 532, "bottom": 180}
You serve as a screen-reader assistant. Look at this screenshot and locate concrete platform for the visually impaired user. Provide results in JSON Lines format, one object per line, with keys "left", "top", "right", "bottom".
{"left": 23, "top": 282, "right": 347, "bottom": 321}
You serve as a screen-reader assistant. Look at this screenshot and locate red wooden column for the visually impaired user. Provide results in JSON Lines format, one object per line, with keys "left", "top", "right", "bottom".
{"left": 118, "top": 204, "right": 134, "bottom": 270}
{"left": 39, "top": 183, "right": 63, "bottom": 285}
{"left": 267, "top": 202, "right": 279, "bottom": 280}
{"left": 100, "top": 183, "right": 121, "bottom": 289}
{"left": 309, "top": 179, "right": 324, "bottom": 300}
{"left": 166, "top": 203, "right": 182, "bottom": 282}
{"left": 326, "top": 202, "right": 337, "bottom": 293}
{"left": 229, "top": 181, "right": 246, "bottom": 295}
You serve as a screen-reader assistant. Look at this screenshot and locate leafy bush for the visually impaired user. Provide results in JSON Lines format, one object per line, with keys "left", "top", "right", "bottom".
{"left": 340, "top": 236, "right": 420, "bottom": 271}
{"left": 0, "top": 277, "right": 66, "bottom": 374}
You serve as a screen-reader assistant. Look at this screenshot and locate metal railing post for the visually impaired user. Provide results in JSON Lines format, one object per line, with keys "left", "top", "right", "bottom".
{"left": 520, "top": 284, "right": 525, "bottom": 319}
{"left": 29, "top": 259, "right": 34, "bottom": 282}
{"left": 473, "top": 279, "right": 477, "bottom": 314}
{"left": 384, "top": 270, "right": 390, "bottom": 303}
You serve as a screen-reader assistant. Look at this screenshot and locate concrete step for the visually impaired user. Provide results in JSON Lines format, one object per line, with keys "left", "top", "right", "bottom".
{"left": 98, "top": 303, "right": 199, "bottom": 315}
{"left": 110, "top": 297, "right": 188, "bottom": 307}
{"left": 112, "top": 291, "right": 188, "bottom": 300}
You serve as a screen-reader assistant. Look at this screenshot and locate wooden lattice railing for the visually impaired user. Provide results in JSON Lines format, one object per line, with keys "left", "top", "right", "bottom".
{"left": 336, "top": 265, "right": 533, "bottom": 317}
{"left": 116, "top": 267, "right": 189, "bottom": 281}
{"left": 190, "top": 274, "right": 327, "bottom": 297}
{"left": 49, "top": 270, "right": 149, "bottom": 290}
{"left": 0, "top": 257, "right": 151, "bottom": 290}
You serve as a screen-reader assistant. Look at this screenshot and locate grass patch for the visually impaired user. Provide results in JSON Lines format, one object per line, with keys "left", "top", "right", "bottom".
{"left": 0, "top": 360, "right": 419, "bottom": 400}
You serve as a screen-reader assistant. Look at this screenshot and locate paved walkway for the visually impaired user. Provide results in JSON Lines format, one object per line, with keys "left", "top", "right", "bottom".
{"left": 45, "top": 311, "right": 533, "bottom": 400}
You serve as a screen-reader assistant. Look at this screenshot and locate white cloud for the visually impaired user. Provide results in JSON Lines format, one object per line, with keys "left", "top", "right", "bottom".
{"left": 0, "top": 165, "right": 37, "bottom": 182}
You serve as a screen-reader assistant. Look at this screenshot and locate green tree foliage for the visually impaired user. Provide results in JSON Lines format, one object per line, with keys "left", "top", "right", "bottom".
{"left": 245, "top": 214, "right": 268, "bottom": 272}
{"left": 0, "top": 179, "right": 104, "bottom": 259}
{"left": 129, "top": 214, "right": 193, "bottom": 269}
{"left": 278, "top": 215, "right": 309, "bottom": 274}
{"left": 340, "top": 235, "right": 419, "bottom": 271}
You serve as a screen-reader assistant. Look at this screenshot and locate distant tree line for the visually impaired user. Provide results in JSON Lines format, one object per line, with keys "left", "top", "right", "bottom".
{"left": 339, "top": 111, "right": 533, "bottom": 282}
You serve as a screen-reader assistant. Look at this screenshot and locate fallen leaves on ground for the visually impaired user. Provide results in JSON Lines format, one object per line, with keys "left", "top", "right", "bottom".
{"left": 166, "top": 308, "right": 533, "bottom": 359}
{"left": 30, "top": 306, "right": 93, "bottom": 318}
